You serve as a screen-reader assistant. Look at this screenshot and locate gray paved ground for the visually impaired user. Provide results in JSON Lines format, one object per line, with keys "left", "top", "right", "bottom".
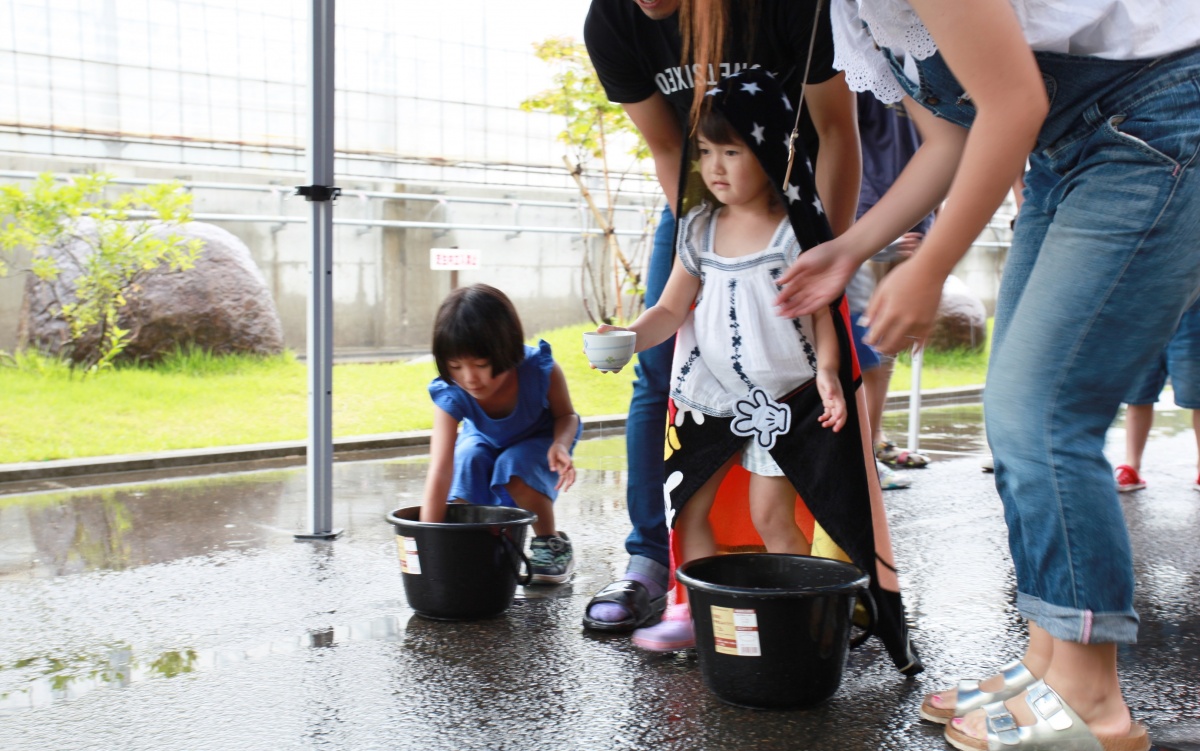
{"left": 1, "top": 406, "right": 1198, "bottom": 750}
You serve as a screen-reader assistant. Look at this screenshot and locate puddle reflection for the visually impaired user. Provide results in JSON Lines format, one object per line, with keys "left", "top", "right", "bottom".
{"left": 0, "top": 613, "right": 407, "bottom": 714}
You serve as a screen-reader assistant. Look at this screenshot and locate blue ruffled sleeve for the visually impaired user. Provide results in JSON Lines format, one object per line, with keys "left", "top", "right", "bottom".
{"left": 531, "top": 340, "right": 555, "bottom": 407}
{"left": 427, "top": 377, "right": 465, "bottom": 422}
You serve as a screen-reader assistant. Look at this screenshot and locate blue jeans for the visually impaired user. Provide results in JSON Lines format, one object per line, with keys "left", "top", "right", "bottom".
{"left": 1124, "top": 297, "right": 1200, "bottom": 408}
{"left": 889, "top": 45, "right": 1200, "bottom": 643}
{"left": 982, "top": 49, "right": 1200, "bottom": 644}
{"left": 623, "top": 206, "right": 676, "bottom": 571}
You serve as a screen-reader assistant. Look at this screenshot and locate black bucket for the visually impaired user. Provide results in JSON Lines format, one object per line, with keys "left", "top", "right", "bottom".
{"left": 386, "top": 505, "right": 536, "bottom": 620}
{"left": 676, "top": 553, "right": 876, "bottom": 709}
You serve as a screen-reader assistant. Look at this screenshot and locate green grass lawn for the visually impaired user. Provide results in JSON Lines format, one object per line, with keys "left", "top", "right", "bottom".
{"left": 891, "top": 342, "right": 991, "bottom": 391}
{"left": 0, "top": 322, "right": 988, "bottom": 463}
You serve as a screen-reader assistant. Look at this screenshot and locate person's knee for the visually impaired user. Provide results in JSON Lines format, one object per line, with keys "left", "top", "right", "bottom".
{"left": 983, "top": 367, "right": 1033, "bottom": 458}
{"left": 457, "top": 445, "right": 495, "bottom": 474}
{"left": 750, "top": 502, "right": 796, "bottom": 540}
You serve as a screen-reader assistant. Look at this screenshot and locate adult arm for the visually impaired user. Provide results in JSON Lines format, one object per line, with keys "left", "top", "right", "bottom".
{"left": 545, "top": 363, "right": 580, "bottom": 491}
{"left": 805, "top": 71, "right": 861, "bottom": 237}
{"left": 774, "top": 98, "right": 965, "bottom": 317}
{"left": 775, "top": 0, "right": 1045, "bottom": 334}
{"left": 623, "top": 93, "right": 684, "bottom": 212}
{"left": 421, "top": 405, "right": 459, "bottom": 522}
{"left": 863, "top": 0, "right": 1046, "bottom": 354}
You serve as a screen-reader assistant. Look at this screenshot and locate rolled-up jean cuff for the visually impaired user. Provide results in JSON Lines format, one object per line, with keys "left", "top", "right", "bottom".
{"left": 1017, "top": 592, "right": 1139, "bottom": 644}
{"left": 627, "top": 554, "right": 670, "bottom": 587}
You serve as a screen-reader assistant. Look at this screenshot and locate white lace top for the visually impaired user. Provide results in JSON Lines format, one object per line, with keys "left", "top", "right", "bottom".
{"left": 669, "top": 203, "right": 820, "bottom": 418}
{"left": 832, "top": 0, "right": 1200, "bottom": 103}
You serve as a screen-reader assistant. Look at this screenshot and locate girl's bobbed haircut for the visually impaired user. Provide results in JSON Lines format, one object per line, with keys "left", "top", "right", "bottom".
{"left": 432, "top": 283, "right": 526, "bottom": 381}
{"left": 698, "top": 106, "right": 740, "bottom": 147}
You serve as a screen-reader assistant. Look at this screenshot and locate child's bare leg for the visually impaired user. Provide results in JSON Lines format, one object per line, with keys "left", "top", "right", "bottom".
{"left": 505, "top": 476, "right": 555, "bottom": 536}
{"left": 676, "top": 453, "right": 739, "bottom": 564}
{"left": 1122, "top": 403, "right": 1155, "bottom": 472}
{"left": 1192, "top": 408, "right": 1199, "bottom": 477}
{"left": 748, "top": 474, "right": 811, "bottom": 555}
{"left": 631, "top": 454, "right": 737, "bottom": 651}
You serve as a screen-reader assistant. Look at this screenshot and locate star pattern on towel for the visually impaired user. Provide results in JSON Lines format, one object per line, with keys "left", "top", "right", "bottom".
{"left": 688, "top": 68, "right": 833, "bottom": 255}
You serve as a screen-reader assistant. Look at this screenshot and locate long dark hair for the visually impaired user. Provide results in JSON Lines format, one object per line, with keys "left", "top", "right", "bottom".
{"left": 680, "top": 0, "right": 758, "bottom": 133}
{"left": 431, "top": 284, "right": 525, "bottom": 381}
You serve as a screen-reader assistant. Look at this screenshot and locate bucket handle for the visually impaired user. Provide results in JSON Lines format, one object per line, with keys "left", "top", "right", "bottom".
{"left": 849, "top": 588, "right": 878, "bottom": 650}
{"left": 500, "top": 527, "right": 532, "bottom": 586}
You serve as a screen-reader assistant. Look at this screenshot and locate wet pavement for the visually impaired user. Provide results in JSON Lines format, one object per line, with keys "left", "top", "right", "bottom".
{"left": 1, "top": 405, "right": 1198, "bottom": 751}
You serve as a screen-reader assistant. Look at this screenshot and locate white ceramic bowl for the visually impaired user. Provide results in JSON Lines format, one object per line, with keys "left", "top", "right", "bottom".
{"left": 582, "top": 330, "right": 637, "bottom": 372}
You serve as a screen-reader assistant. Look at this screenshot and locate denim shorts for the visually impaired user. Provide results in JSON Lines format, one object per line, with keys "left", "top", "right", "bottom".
{"left": 850, "top": 315, "right": 883, "bottom": 372}
{"left": 1124, "top": 298, "right": 1200, "bottom": 408}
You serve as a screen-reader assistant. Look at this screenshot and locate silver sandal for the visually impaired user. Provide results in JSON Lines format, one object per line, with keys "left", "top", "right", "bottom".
{"left": 919, "top": 659, "right": 1037, "bottom": 724}
{"left": 943, "top": 680, "right": 1150, "bottom": 751}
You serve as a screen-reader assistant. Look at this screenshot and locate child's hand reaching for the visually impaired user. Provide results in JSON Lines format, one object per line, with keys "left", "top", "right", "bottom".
{"left": 548, "top": 442, "right": 576, "bottom": 491}
{"left": 815, "top": 370, "right": 847, "bottom": 432}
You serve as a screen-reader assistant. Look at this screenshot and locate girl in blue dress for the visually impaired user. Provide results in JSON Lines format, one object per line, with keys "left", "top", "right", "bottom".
{"left": 420, "top": 284, "right": 582, "bottom": 583}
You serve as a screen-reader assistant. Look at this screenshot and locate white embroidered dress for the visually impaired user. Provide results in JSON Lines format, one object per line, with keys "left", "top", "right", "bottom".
{"left": 670, "top": 202, "right": 819, "bottom": 419}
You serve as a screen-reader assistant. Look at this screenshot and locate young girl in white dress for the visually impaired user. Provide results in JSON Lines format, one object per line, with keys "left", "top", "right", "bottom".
{"left": 595, "top": 103, "right": 848, "bottom": 650}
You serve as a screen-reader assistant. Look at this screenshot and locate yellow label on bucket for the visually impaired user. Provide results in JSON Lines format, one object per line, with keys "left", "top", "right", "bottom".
{"left": 397, "top": 536, "right": 421, "bottom": 575}
{"left": 711, "top": 606, "right": 761, "bottom": 656}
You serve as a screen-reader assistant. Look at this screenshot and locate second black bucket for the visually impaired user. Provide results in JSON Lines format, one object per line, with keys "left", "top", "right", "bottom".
{"left": 676, "top": 553, "right": 875, "bottom": 709}
{"left": 386, "top": 505, "right": 536, "bottom": 620}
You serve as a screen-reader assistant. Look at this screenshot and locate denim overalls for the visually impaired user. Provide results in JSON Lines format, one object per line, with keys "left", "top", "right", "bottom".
{"left": 886, "top": 45, "right": 1200, "bottom": 644}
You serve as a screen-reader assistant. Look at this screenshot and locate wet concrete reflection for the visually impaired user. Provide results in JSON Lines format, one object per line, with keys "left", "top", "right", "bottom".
{"left": 0, "top": 410, "right": 1197, "bottom": 749}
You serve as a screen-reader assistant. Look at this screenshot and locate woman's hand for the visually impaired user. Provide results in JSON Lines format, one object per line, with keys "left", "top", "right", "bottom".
{"left": 548, "top": 443, "right": 576, "bottom": 491}
{"left": 774, "top": 238, "right": 860, "bottom": 319}
{"left": 893, "top": 231, "right": 924, "bottom": 259}
{"left": 862, "top": 256, "right": 946, "bottom": 355}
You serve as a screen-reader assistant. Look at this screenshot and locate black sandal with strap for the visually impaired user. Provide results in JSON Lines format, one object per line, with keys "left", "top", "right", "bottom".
{"left": 581, "top": 580, "right": 668, "bottom": 633}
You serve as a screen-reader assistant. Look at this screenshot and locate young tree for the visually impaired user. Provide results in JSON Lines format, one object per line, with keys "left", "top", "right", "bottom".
{"left": 0, "top": 172, "right": 203, "bottom": 373}
{"left": 520, "top": 37, "right": 656, "bottom": 324}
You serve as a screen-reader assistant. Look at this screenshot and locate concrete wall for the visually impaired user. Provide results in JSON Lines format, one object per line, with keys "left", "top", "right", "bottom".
{"left": 0, "top": 155, "right": 659, "bottom": 355}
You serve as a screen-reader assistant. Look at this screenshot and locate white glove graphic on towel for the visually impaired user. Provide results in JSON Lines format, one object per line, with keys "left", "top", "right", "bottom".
{"left": 730, "top": 388, "right": 790, "bottom": 451}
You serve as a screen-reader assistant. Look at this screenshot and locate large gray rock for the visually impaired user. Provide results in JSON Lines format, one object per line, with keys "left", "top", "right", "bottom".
{"left": 929, "top": 274, "right": 988, "bottom": 351}
{"left": 18, "top": 219, "right": 284, "bottom": 363}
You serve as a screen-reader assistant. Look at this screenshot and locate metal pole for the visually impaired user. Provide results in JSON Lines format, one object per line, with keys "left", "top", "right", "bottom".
{"left": 907, "top": 345, "right": 923, "bottom": 454}
{"left": 296, "top": 0, "right": 341, "bottom": 541}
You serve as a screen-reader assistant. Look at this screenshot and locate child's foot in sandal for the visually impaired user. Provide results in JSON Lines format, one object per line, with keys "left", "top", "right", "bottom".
{"left": 875, "top": 439, "right": 930, "bottom": 468}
